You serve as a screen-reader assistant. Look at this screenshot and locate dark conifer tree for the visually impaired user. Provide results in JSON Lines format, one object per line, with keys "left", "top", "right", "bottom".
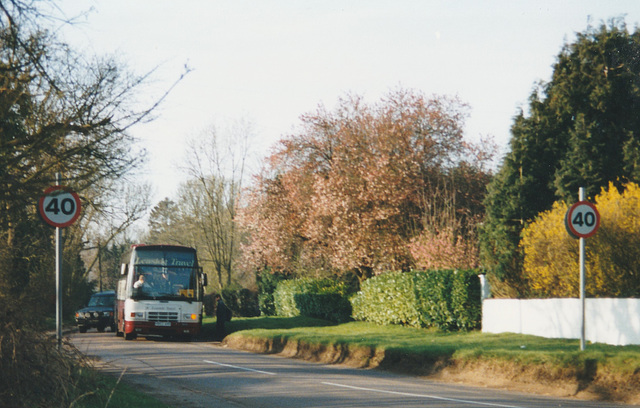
{"left": 481, "top": 19, "right": 640, "bottom": 296}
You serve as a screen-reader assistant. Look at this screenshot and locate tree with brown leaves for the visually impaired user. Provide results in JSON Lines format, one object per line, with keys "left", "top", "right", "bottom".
{"left": 240, "top": 90, "right": 493, "bottom": 282}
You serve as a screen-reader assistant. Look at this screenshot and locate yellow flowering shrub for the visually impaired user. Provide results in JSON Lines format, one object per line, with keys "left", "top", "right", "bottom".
{"left": 522, "top": 182, "right": 640, "bottom": 298}
{"left": 589, "top": 182, "right": 640, "bottom": 296}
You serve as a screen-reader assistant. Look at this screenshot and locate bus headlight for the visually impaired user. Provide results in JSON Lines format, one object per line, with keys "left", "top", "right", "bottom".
{"left": 183, "top": 313, "right": 198, "bottom": 321}
{"left": 130, "top": 312, "right": 144, "bottom": 320}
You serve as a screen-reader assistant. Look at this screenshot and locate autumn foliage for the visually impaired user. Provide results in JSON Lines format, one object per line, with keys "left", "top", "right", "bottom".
{"left": 522, "top": 182, "right": 640, "bottom": 297}
{"left": 239, "top": 90, "right": 493, "bottom": 280}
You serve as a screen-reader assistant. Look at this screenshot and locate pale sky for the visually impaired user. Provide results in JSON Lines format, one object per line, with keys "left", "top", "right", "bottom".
{"left": 57, "top": 0, "right": 640, "bottom": 204}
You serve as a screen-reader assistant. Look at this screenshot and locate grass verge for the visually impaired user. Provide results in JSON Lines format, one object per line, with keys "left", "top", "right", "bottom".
{"left": 204, "top": 316, "right": 640, "bottom": 403}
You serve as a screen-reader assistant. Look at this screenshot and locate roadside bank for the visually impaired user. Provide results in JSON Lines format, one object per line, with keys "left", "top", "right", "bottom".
{"left": 222, "top": 332, "right": 640, "bottom": 405}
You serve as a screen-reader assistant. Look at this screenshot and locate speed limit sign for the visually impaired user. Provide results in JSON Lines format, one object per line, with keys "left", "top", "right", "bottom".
{"left": 38, "top": 186, "right": 82, "bottom": 228}
{"left": 565, "top": 200, "right": 600, "bottom": 239}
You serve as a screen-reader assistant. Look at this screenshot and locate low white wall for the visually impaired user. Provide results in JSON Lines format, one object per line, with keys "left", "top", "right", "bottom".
{"left": 482, "top": 298, "right": 640, "bottom": 346}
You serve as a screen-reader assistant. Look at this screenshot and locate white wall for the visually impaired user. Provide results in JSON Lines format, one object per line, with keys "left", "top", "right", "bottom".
{"left": 482, "top": 298, "right": 640, "bottom": 346}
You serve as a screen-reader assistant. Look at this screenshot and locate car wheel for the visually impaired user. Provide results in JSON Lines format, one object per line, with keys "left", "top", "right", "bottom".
{"left": 78, "top": 326, "right": 87, "bottom": 333}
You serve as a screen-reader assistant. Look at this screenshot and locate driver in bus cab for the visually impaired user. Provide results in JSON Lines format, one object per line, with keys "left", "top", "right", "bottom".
{"left": 133, "top": 274, "right": 146, "bottom": 289}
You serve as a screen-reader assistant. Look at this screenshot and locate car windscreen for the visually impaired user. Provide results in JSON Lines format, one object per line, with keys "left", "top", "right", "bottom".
{"left": 88, "top": 295, "right": 115, "bottom": 307}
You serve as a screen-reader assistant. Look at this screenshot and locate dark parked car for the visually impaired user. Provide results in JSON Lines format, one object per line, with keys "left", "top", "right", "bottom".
{"left": 75, "top": 290, "right": 116, "bottom": 333}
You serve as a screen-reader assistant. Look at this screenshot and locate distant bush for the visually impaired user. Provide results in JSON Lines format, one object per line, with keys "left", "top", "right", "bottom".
{"left": 274, "top": 278, "right": 352, "bottom": 322}
{"left": 257, "top": 269, "right": 288, "bottom": 316}
{"left": 205, "top": 288, "right": 260, "bottom": 317}
{"left": 223, "top": 287, "right": 260, "bottom": 317}
{"left": 351, "top": 270, "right": 481, "bottom": 331}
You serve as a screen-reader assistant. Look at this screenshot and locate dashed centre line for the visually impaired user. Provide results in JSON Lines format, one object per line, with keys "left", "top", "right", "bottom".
{"left": 203, "top": 359, "right": 277, "bottom": 376}
{"left": 202, "top": 359, "right": 526, "bottom": 408}
{"left": 322, "top": 382, "right": 525, "bottom": 408}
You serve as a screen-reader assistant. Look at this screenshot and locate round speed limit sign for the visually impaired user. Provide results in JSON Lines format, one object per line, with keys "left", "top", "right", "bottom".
{"left": 38, "top": 186, "right": 82, "bottom": 228}
{"left": 565, "top": 200, "right": 600, "bottom": 239}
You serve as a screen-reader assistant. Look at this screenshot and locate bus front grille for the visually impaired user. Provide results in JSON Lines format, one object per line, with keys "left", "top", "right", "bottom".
{"left": 148, "top": 311, "right": 178, "bottom": 322}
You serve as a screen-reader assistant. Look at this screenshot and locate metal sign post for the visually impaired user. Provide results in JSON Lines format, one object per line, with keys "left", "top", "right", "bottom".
{"left": 579, "top": 188, "right": 586, "bottom": 352}
{"left": 564, "top": 187, "right": 600, "bottom": 351}
{"left": 38, "top": 173, "right": 82, "bottom": 349}
{"left": 55, "top": 181, "right": 63, "bottom": 350}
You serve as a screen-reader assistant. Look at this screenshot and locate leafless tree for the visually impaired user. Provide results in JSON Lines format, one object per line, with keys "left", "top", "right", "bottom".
{"left": 178, "top": 120, "right": 254, "bottom": 289}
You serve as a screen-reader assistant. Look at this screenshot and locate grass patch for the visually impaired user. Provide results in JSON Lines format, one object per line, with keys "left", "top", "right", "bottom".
{"left": 205, "top": 317, "right": 640, "bottom": 379}
{"left": 201, "top": 315, "right": 333, "bottom": 339}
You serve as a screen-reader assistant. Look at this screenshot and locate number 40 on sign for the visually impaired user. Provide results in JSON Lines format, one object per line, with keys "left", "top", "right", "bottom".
{"left": 565, "top": 200, "right": 600, "bottom": 239}
{"left": 38, "top": 185, "right": 82, "bottom": 228}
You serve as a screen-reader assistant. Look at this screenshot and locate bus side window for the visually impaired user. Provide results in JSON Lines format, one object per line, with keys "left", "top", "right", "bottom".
{"left": 117, "top": 279, "right": 127, "bottom": 300}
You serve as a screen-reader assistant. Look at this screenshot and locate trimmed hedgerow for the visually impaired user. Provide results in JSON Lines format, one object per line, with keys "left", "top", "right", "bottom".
{"left": 351, "top": 269, "right": 481, "bottom": 331}
{"left": 350, "top": 272, "right": 422, "bottom": 327}
{"left": 413, "top": 270, "right": 454, "bottom": 330}
{"left": 273, "top": 278, "right": 352, "bottom": 322}
{"left": 450, "top": 269, "right": 482, "bottom": 331}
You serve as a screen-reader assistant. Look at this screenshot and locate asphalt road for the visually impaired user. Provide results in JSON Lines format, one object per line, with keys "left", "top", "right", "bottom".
{"left": 71, "top": 332, "right": 633, "bottom": 408}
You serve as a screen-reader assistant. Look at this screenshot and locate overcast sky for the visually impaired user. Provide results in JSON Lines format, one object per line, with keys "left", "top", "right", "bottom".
{"left": 57, "top": 0, "right": 640, "bottom": 204}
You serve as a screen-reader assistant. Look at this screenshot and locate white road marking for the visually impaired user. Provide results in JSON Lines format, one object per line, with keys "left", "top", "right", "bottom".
{"left": 202, "top": 359, "right": 527, "bottom": 407}
{"left": 321, "top": 382, "right": 526, "bottom": 408}
{"left": 203, "top": 360, "right": 277, "bottom": 376}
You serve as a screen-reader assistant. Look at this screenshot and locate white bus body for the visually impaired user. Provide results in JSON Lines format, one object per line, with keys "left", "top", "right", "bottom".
{"left": 115, "top": 244, "right": 207, "bottom": 340}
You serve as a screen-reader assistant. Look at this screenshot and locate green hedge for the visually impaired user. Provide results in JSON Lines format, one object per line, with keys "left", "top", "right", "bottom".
{"left": 351, "top": 270, "right": 481, "bottom": 331}
{"left": 274, "top": 278, "right": 352, "bottom": 322}
{"left": 450, "top": 269, "right": 481, "bottom": 331}
{"left": 350, "top": 272, "right": 422, "bottom": 327}
{"left": 256, "top": 269, "right": 288, "bottom": 316}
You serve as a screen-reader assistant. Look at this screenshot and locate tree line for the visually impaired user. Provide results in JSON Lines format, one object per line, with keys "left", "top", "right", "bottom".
{"left": 480, "top": 18, "right": 640, "bottom": 297}
{"left": 5, "top": 3, "right": 638, "bottom": 406}
{"left": 147, "top": 19, "right": 640, "bottom": 300}
{"left": 0, "top": 0, "right": 173, "bottom": 319}
{"left": 2, "top": 3, "right": 640, "bottom": 330}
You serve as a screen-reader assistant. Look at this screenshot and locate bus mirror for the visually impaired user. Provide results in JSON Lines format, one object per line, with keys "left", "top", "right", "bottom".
{"left": 201, "top": 273, "right": 208, "bottom": 287}
{"left": 120, "top": 263, "right": 128, "bottom": 276}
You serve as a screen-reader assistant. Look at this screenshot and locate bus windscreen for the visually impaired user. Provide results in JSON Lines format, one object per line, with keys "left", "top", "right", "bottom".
{"left": 132, "top": 249, "right": 199, "bottom": 300}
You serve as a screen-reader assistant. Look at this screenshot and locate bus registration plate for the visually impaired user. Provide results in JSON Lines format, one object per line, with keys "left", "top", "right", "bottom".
{"left": 155, "top": 322, "right": 171, "bottom": 327}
